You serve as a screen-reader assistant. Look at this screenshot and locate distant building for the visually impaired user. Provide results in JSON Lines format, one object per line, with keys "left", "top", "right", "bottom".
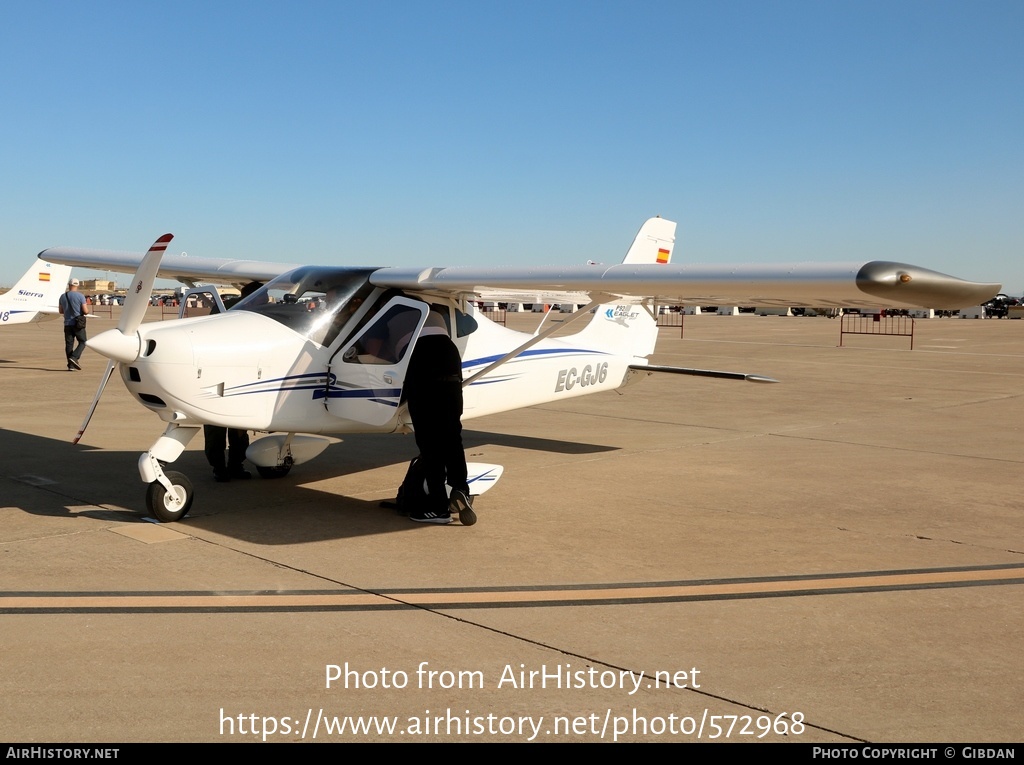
{"left": 81, "top": 279, "right": 116, "bottom": 292}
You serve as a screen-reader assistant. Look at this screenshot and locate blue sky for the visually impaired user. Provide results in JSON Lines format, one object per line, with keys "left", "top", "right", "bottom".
{"left": 2, "top": 1, "right": 1021, "bottom": 292}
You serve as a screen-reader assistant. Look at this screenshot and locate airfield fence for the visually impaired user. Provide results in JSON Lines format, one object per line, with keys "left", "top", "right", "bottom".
{"left": 481, "top": 308, "right": 507, "bottom": 326}
{"left": 656, "top": 308, "right": 684, "bottom": 337}
{"left": 839, "top": 312, "right": 915, "bottom": 350}
{"left": 89, "top": 302, "right": 113, "bottom": 319}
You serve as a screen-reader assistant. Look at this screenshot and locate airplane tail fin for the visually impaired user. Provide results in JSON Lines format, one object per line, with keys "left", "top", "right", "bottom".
{"left": 568, "top": 217, "right": 676, "bottom": 358}
{"left": 621, "top": 216, "right": 676, "bottom": 265}
{"left": 2, "top": 259, "right": 73, "bottom": 324}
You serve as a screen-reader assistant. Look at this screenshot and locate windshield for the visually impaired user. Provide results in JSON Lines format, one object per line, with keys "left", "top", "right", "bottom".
{"left": 233, "top": 266, "right": 377, "bottom": 346}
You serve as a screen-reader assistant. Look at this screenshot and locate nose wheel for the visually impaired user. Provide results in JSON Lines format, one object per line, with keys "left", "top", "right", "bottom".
{"left": 146, "top": 470, "right": 194, "bottom": 522}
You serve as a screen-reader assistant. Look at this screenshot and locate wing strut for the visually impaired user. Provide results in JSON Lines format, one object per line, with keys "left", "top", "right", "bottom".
{"left": 462, "top": 298, "right": 605, "bottom": 387}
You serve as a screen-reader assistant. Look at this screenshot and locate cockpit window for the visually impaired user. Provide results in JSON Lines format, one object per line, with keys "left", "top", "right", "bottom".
{"left": 233, "top": 267, "right": 377, "bottom": 346}
{"left": 341, "top": 304, "right": 423, "bottom": 365}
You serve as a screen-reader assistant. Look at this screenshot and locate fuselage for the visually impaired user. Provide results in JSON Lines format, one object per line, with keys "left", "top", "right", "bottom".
{"left": 103, "top": 268, "right": 653, "bottom": 436}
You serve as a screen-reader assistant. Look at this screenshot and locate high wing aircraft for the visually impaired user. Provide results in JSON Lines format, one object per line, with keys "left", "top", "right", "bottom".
{"left": 38, "top": 218, "right": 1001, "bottom": 523}
{"left": 0, "top": 259, "right": 73, "bottom": 325}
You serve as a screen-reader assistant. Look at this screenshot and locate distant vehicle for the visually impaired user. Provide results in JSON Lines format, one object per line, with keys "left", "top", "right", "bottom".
{"left": 983, "top": 294, "right": 1020, "bottom": 318}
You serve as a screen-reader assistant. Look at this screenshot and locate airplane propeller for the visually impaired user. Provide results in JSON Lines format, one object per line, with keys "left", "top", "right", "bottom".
{"left": 72, "top": 234, "right": 173, "bottom": 445}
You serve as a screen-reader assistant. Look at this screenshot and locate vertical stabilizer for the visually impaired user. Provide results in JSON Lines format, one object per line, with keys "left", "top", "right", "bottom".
{"left": 568, "top": 217, "right": 676, "bottom": 358}
{"left": 621, "top": 216, "right": 676, "bottom": 265}
{"left": 1, "top": 259, "right": 74, "bottom": 324}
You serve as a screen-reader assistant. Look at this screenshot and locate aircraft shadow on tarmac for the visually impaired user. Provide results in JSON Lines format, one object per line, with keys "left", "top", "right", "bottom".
{"left": 3, "top": 427, "right": 617, "bottom": 545}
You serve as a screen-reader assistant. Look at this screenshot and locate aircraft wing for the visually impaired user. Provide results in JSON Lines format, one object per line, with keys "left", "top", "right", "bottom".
{"left": 40, "top": 243, "right": 1000, "bottom": 309}
{"left": 37, "top": 247, "right": 296, "bottom": 287}
{"left": 369, "top": 261, "right": 1000, "bottom": 310}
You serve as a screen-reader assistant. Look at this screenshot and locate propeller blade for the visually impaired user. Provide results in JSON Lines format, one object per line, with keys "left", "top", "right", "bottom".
{"left": 72, "top": 360, "right": 116, "bottom": 444}
{"left": 118, "top": 233, "right": 173, "bottom": 335}
{"left": 73, "top": 234, "right": 172, "bottom": 444}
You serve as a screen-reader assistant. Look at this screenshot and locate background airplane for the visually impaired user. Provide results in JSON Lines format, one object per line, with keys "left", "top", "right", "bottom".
{"left": 0, "top": 259, "right": 73, "bottom": 325}
{"left": 37, "top": 219, "right": 1001, "bottom": 523}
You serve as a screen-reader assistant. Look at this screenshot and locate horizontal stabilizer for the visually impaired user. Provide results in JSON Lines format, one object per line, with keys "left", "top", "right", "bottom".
{"left": 464, "top": 463, "right": 503, "bottom": 496}
{"left": 630, "top": 364, "right": 779, "bottom": 383}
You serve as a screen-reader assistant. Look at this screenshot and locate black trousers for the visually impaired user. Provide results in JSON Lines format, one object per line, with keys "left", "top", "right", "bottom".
{"left": 407, "top": 383, "right": 469, "bottom": 511}
{"left": 64, "top": 324, "right": 86, "bottom": 363}
{"left": 204, "top": 425, "right": 249, "bottom": 471}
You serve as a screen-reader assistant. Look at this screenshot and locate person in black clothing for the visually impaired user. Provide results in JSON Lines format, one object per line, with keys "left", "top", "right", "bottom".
{"left": 404, "top": 307, "right": 474, "bottom": 525}
{"left": 204, "top": 425, "right": 251, "bottom": 482}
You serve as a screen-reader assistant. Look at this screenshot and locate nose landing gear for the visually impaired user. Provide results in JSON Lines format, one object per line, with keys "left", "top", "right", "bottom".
{"left": 146, "top": 470, "right": 194, "bottom": 523}
{"left": 139, "top": 423, "right": 201, "bottom": 523}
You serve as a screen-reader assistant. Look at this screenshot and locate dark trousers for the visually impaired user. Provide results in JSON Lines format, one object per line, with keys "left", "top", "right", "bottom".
{"left": 204, "top": 425, "right": 249, "bottom": 472}
{"left": 64, "top": 324, "right": 86, "bottom": 363}
{"left": 407, "top": 382, "right": 469, "bottom": 507}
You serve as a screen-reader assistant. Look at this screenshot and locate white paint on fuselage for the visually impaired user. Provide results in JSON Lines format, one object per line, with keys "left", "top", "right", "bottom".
{"left": 118, "top": 296, "right": 656, "bottom": 436}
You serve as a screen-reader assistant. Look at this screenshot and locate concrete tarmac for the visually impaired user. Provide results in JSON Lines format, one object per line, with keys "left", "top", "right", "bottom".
{"left": 1, "top": 308, "right": 1022, "bottom": 742}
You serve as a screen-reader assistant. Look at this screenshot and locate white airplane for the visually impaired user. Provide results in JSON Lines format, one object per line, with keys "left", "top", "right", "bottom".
{"left": 0, "top": 259, "right": 74, "bottom": 325}
{"left": 38, "top": 218, "right": 1000, "bottom": 523}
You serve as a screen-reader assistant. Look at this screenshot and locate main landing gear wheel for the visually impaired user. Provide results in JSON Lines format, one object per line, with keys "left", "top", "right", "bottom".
{"left": 256, "top": 464, "right": 291, "bottom": 479}
{"left": 146, "top": 470, "right": 194, "bottom": 523}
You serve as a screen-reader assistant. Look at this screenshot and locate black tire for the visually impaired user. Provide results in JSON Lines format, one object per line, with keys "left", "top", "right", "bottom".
{"left": 256, "top": 464, "right": 291, "bottom": 479}
{"left": 146, "top": 471, "right": 194, "bottom": 522}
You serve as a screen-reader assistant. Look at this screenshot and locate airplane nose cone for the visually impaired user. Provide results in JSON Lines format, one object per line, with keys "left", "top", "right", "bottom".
{"left": 856, "top": 261, "right": 1001, "bottom": 309}
{"left": 88, "top": 328, "right": 141, "bottom": 363}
